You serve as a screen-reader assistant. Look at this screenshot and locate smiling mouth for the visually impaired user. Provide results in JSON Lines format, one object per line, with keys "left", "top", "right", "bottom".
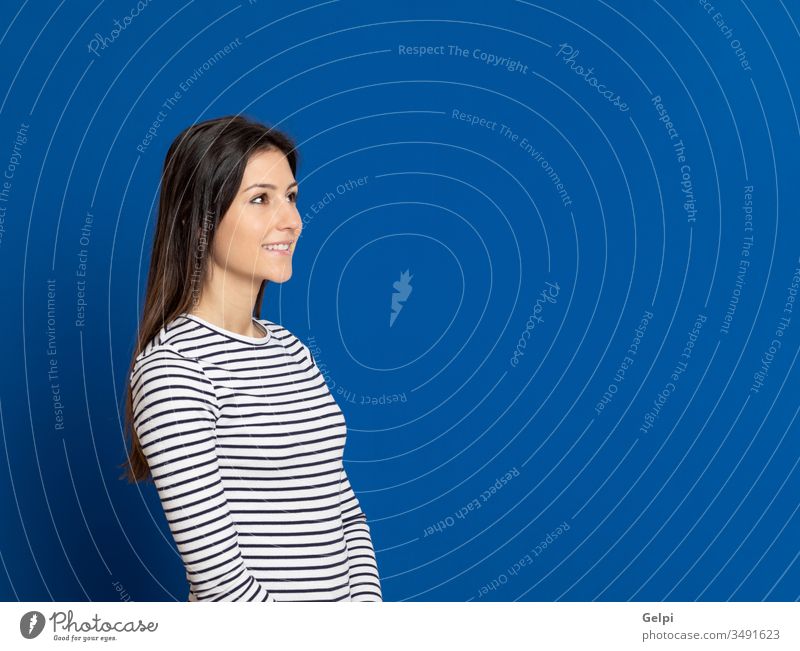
{"left": 262, "top": 240, "right": 294, "bottom": 255}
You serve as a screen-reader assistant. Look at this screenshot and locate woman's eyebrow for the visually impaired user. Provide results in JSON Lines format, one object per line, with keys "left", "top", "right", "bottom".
{"left": 242, "top": 181, "right": 299, "bottom": 192}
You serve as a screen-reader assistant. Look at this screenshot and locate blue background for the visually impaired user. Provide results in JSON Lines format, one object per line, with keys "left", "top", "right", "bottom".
{"left": 0, "top": 0, "right": 798, "bottom": 602}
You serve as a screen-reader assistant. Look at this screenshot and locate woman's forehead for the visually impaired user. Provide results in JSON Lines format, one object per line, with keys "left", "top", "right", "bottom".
{"left": 242, "top": 149, "right": 293, "bottom": 183}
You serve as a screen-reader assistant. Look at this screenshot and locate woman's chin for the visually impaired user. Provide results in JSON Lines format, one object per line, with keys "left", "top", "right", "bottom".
{"left": 263, "top": 267, "right": 292, "bottom": 283}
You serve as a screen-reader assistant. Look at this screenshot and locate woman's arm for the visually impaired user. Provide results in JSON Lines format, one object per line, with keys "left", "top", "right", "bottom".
{"left": 131, "top": 345, "right": 274, "bottom": 602}
{"left": 296, "top": 334, "right": 383, "bottom": 600}
{"left": 338, "top": 468, "right": 383, "bottom": 601}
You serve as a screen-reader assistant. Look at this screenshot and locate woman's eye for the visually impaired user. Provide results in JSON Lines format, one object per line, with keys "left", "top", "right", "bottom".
{"left": 251, "top": 192, "right": 297, "bottom": 204}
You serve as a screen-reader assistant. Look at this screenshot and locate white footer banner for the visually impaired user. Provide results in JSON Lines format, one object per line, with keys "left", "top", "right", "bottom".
{"left": 2, "top": 602, "right": 797, "bottom": 650}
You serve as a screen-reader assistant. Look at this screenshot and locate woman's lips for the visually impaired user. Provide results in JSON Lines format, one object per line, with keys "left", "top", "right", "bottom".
{"left": 262, "top": 244, "right": 292, "bottom": 256}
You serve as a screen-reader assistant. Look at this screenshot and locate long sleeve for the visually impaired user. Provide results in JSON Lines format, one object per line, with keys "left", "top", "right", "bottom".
{"left": 130, "top": 345, "right": 274, "bottom": 602}
{"left": 338, "top": 468, "right": 383, "bottom": 601}
{"left": 298, "top": 337, "right": 383, "bottom": 600}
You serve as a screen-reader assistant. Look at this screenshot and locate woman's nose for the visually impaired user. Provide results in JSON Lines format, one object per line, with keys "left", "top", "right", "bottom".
{"left": 280, "top": 202, "right": 302, "bottom": 231}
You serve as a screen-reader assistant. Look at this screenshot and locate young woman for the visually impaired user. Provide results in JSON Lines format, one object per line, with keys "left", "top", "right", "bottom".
{"left": 120, "top": 115, "right": 382, "bottom": 602}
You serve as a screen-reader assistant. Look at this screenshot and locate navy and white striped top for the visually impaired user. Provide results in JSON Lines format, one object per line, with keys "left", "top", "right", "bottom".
{"left": 130, "top": 312, "right": 382, "bottom": 602}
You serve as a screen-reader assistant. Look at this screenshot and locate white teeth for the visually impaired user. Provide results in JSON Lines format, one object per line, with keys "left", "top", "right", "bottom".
{"left": 264, "top": 243, "right": 290, "bottom": 251}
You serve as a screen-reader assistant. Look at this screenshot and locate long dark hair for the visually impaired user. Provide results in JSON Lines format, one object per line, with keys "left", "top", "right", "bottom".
{"left": 120, "top": 114, "right": 300, "bottom": 483}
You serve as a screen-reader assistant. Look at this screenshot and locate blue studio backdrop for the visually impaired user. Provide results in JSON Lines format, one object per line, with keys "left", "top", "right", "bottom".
{"left": 0, "top": 0, "right": 799, "bottom": 601}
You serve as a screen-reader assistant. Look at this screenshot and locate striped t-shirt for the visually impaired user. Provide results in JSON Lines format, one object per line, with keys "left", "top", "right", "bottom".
{"left": 130, "top": 312, "right": 382, "bottom": 602}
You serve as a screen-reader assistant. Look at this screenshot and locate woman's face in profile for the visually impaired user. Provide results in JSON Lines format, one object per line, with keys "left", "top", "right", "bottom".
{"left": 211, "top": 147, "right": 302, "bottom": 284}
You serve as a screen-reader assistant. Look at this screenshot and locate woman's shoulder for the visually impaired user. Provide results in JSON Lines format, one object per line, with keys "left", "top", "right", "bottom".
{"left": 131, "top": 341, "right": 206, "bottom": 384}
{"left": 131, "top": 317, "right": 207, "bottom": 384}
{"left": 132, "top": 313, "right": 204, "bottom": 362}
{"left": 258, "top": 317, "right": 301, "bottom": 345}
{"left": 258, "top": 318, "right": 312, "bottom": 361}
